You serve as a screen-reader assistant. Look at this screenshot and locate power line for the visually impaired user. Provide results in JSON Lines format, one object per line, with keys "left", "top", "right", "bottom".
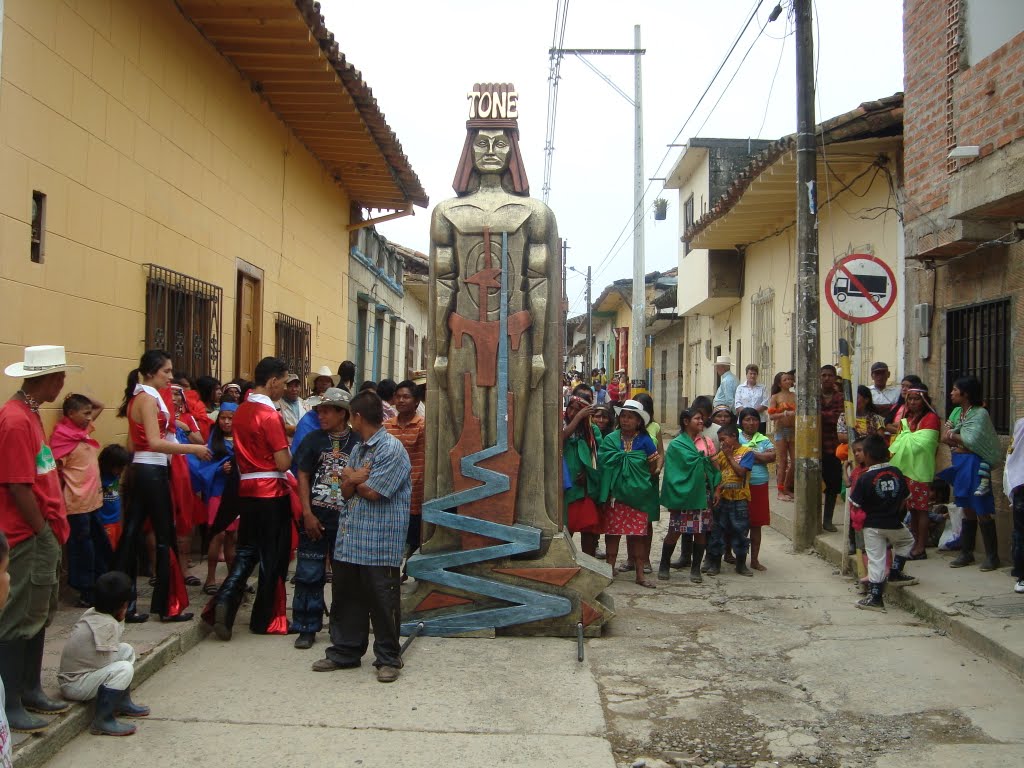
{"left": 589, "top": 1, "right": 778, "bottom": 284}
{"left": 542, "top": 0, "right": 570, "bottom": 203}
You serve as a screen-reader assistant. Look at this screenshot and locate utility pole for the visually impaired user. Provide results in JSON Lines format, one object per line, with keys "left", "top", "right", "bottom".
{"left": 793, "top": 0, "right": 821, "bottom": 550}
{"left": 586, "top": 265, "right": 593, "bottom": 375}
{"left": 630, "top": 24, "right": 646, "bottom": 395}
{"left": 549, "top": 30, "right": 645, "bottom": 388}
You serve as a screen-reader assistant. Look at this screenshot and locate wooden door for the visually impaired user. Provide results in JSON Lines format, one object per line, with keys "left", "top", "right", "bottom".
{"left": 235, "top": 272, "right": 261, "bottom": 381}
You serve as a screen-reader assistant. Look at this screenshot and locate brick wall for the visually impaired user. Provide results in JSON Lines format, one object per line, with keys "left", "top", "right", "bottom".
{"left": 953, "top": 30, "right": 1024, "bottom": 158}
{"left": 903, "top": 0, "right": 953, "bottom": 221}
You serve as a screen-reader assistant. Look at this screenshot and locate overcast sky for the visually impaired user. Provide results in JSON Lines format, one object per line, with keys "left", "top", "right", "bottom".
{"left": 320, "top": 0, "right": 904, "bottom": 316}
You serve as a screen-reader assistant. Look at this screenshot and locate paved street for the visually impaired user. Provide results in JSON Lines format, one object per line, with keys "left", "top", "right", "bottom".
{"left": 44, "top": 527, "right": 1024, "bottom": 768}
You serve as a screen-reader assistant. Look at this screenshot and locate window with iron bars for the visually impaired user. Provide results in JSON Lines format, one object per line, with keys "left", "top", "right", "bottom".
{"left": 945, "top": 298, "right": 1011, "bottom": 433}
{"left": 274, "top": 313, "right": 311, "bottom": 387}
{"left": 145, "top": 265, "right": 222, "bottom": 381}
{"left": 683, "top": 194, "right": 695, "bottom": 255}
{"left": 750, "top": 288, "right": 775, "bottom": 378}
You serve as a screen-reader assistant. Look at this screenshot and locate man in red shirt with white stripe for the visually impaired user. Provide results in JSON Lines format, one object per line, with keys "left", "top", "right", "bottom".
{"left": 204, "top": 357, "right": 293, "bottom": 641}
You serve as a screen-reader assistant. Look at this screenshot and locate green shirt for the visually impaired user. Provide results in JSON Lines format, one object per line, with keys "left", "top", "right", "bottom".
{"left": 661, "top": 432, "right": 722, "bottom": 511}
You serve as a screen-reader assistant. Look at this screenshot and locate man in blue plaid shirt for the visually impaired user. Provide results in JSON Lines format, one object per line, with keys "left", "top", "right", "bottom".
{"left": 312, "top": 390, "right": 411, "bottom": 682}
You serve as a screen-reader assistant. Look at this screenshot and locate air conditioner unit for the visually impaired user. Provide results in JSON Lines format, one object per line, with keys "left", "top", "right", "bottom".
{"left": 913, "top": 303, "right": 932, "bottom": 337}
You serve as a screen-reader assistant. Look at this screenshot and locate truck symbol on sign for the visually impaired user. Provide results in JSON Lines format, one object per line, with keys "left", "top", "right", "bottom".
{"left": 832, "top": 273, "right": 888, "bottom": 302}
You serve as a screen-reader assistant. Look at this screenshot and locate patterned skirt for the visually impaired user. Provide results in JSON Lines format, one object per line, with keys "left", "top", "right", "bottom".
{"left": 604, "top": 500, "right": 649, "bottom": 536}
{"left": 669, "top": 509, "right": 712, "bottom": 534}
{"left": 906, "top": 479, "right": 931, "bottom": 512}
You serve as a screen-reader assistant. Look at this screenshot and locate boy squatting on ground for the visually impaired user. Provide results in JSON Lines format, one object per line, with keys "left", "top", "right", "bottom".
{"left": 848, "top": 434, "right": 919, "bottom": 612}
{"left": 57, "top": 570, "right": 150, "bottom": 736}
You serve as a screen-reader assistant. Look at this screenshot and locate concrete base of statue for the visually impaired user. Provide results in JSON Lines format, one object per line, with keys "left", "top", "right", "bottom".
{"left": 401, "top": 531, "right": 615, "bottom": 637}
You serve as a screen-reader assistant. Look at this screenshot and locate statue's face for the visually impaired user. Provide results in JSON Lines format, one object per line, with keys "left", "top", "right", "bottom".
{"left": 472, "top": 129, "right": 511, "bottom": 173}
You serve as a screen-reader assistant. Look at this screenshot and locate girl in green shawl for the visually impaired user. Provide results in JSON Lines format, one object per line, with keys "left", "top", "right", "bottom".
{"left": 940, "top": 375, "right": 1003, "bottom": 571}
{"left": 888, "top": 385, "right": 941, "bottom": 558}
{"left": 658, "top": 409, "right": 721, "bottom": 584}
{"left": 598, "top": 400, "right": 660, "bottom": 588}
{"left": 562, "top": 393, "right": 602, "bottom": 556}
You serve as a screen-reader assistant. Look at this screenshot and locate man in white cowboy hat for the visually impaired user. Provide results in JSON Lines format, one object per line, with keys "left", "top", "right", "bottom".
{"left": 308, "top": 366, "right": 340, "bottom": 397}
{"left": 712, "top": 355, "right": 739, "bottom": 411}
{"left": 279, "top": 373, "right": 308, "bottom": 439}
{"left": 0, "top": 346, "right": 81, "bottom": 733}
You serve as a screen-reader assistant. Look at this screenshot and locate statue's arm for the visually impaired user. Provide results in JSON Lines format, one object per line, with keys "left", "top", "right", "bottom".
{"left": 430, "top": 207, "right": 456, "bottom": 390}
{"left": 525, "top": 207, "right": 559, "bottom": 390}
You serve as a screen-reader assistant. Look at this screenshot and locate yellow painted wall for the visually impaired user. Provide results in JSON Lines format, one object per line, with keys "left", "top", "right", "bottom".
{"left": 0, "top": 0, "right": 353, "bottom": 444}
{"left": 689, "top": 151, "right": 903, "bottom": 399}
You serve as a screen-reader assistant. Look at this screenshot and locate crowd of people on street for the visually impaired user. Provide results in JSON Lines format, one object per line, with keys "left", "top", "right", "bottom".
{"left": 2, "top": 340, "right": 1024, "bottom": 752}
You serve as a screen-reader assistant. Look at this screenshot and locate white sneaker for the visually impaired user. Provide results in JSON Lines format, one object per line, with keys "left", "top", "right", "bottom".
{"left": 1015, "top": 578, "right": 1024, "bottom": 594}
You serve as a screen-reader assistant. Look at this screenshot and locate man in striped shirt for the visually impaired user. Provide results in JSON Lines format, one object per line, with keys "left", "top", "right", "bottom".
{"left": 384, "top": 380, "right": 425, "bottom": 581}
{"left": 312, "top": 391, "right": 411, "bottom": 682}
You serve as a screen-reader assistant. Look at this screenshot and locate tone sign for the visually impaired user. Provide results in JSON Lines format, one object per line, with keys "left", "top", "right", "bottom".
{"left": 825, "top": 253, "right": 897, "bottom": 324}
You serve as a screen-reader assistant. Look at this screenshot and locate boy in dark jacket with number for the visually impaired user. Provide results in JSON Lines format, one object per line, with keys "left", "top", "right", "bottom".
{"left": 849, "top": 435, "right": 918, "bottom": 612}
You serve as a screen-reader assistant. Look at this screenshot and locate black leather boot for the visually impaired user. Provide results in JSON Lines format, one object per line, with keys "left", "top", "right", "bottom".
{"left": 950, "top": 519, "right": 978, "bottom": 567}
{"left": 22, "top": 629, "right": 70, "bottom": 714}
{"left": 735, "top": 553, "right": 754, "bottom": 577}
{"left": 0, "top": 639, "right": 48, "bottom": 733}
{"left": 207, "top": 544, "right": 259, "bottom": 640}
{"left": 978, "top": 518, "right": 1001, "bottom": 571}
{"left": 856, "top": 581, "right": 886, "bottom": 612}
{"left": 888, "top": 555, "right": 919, "bottom": 586}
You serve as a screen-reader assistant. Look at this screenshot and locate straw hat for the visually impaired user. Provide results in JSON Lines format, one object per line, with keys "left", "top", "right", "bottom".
{"left": 715, "top": 355, "right": 732, "bottom": 367}
{"left": 4, "top": 345, "right": 83, "bottom": 378}
{"left": 307, "top": 365, "right": 340, "bottom": 387}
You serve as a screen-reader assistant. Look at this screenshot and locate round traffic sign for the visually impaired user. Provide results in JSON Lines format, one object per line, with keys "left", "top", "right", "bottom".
{"left": 824, "top": 253, "right": 897, "bottom": 324}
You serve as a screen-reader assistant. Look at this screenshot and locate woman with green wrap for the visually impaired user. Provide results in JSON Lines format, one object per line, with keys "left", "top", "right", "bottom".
{"left": 562, "top": 393, "right": 603, "bottom": 556}
{"left": 598, "top": 400, "right": 660, "bottom": 588}
{"left": 658, "top": 408, "right": 722, "bottom": 583}
{"left": 888, "top": 385, "right": 941, "bottom": 558}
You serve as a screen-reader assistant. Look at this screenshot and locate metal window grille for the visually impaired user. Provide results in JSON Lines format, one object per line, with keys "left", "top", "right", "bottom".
{"left": 145, "top": 264, "right": 222, "bottom": 380}
{"left": 751, "top": 288, "right": 775, "bottom": 377}
{"left": 945, "top": 0, "right": 962, "bottom": 173}
{"left": 405, "top": 326, "right": 416, "bottom": 379}
{"left": 945, "top": 298, "right": 1011, "bottom": 433}
{"left": 274, "top": 313, "right": 311, "bottom": 385}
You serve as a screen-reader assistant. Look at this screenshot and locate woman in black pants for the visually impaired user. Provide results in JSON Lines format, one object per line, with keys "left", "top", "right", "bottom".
{"left": 115, "top": 351, "right": 211, "bottom": 622}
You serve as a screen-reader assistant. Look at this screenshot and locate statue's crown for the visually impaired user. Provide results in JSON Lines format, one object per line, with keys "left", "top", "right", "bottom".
{"left": 466, "top": 83, "right": 519, "bottom": 129}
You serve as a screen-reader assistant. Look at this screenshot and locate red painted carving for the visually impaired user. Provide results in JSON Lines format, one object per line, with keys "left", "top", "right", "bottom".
{"left": 449, "top": 311, "right": 531, "bottom": 387}
{"left": 492, "top": 567, "right": 581, "bottom": 587}
{"left": 581, "top": 601, "right": 603, "bottom": 627}
{"left": 416, "top": 591, "right": 474, "bottom": 612}
{"left": 449, "top": 373, "right": 520, "bottom": 550}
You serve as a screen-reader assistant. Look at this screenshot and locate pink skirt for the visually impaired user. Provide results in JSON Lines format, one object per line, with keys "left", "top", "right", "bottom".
{"left": 604, "top": 500, "right": 648, "bottom": 536}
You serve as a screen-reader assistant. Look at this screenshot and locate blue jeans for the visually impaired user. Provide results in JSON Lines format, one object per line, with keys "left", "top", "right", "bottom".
{"left": 290, "top": 508, "right": 338, "bottom": 634}
{"left": 707, "top": 504, "right": 727, "bottom": 559}
{"left": 67, "top": 510, "right": 113, "bottom": 602}
{"left": 718, "top": 499, "right": 750, "bottom": 557}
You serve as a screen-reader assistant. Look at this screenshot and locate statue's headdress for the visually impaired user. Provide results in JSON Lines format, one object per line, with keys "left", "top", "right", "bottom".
{"left": 453, "top": 83, "right": 530, "bottom": 196}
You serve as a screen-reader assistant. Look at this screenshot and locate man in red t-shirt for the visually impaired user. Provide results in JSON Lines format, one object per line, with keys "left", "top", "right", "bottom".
{"left": 0, "top": 345, "right": 78, "bottom": 733}
{"left": 204, "top": 357, "right": 293, "bottom": 641}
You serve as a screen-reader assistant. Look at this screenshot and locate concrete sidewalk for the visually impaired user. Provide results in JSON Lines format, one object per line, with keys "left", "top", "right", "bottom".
{"left": 771, "top": 494, "right": 1024, "bottom": 682}
{"left": 12, "top": 564, "right": 214, "bottom": 767}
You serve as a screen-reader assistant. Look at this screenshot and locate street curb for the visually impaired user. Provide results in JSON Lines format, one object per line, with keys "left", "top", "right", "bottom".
{"left": 13, "top": 621, "right": 209, "bottom": 767}
{"left": 813, "top": 534, "right": 1024, "bottom": 683}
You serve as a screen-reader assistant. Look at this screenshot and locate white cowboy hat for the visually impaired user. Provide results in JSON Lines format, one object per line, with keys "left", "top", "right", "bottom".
{"left": 306, "top": 365, "right": 340, "bottom": 387}
{"left": 715, "top": 355, "right": 733, "bottom": 367}
{"left": 615, "top": 399, "right": 651, "bottom": 426}
{"left": 5, "top": 345, "right": 83, "bottom": 378}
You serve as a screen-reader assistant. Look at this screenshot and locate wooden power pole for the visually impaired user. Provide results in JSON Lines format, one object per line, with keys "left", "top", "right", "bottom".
{"left": 793, "top": 0, "right": 821, "bottom": 550}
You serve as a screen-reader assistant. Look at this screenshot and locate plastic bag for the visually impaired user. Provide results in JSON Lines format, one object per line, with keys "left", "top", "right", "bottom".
{"left": 938, "top": 505, "right": 963, "bottom": 550}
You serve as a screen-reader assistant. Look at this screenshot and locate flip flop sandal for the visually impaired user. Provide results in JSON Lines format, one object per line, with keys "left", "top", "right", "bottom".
{"left": 184, "top": 575, "right": 202, "bottom": 586}
{"left": 202, "top": 583, "right": 220, "bottom": 595}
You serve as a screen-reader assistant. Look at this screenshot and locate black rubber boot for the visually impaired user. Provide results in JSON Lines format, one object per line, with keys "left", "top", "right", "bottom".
{"left": 657, "top": 541, "right": 673, "bottom": 581}
{"left": 950, "top": 519, "right": 978, "bottom": 568}
{"left": 856, "top": 581, "right": 886, "bottom": 612}
{"left": 116, "top": 689, "right": 150, "bottom": 718}
{"left": 22, "top": 629, "right": 70, "bottom": 715}
{"left": 735, "top": 553, "right": 754, "bottom": 577}
{"left": 978, "top": 519, "right": 1001, "bottom": 571}
{"left": 888, "top": 555, "right": 919, "bottom": 586}
{"left": 705, "top": 554, "right": 722, "bottom": 576}
{"left": 0, "top": 639, "right": 49, "bottom": 733}
{"left": 689, "top": 542, "right": 705, "bottom": 583}
{"left": 822, "top": 493, "right": 838, "bottom": 532}
{"left": 90, "top": 686, "right": 137, "bottom": 736}
{"left": 671, "top": 535, "right": 693, "bottom": 569}
{"left": 207, "top": 544, "right": 259, "bottom": 640}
